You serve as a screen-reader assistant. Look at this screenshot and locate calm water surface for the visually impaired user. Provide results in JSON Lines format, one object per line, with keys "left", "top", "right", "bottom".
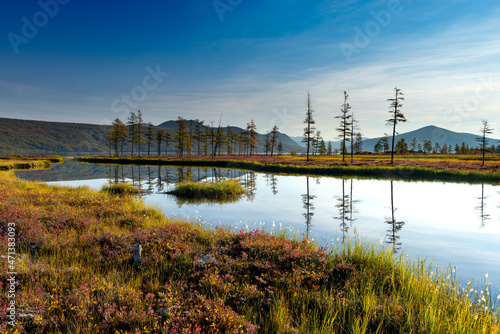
{"left": 16, "top": 160, "right": 500, "bottom": 296}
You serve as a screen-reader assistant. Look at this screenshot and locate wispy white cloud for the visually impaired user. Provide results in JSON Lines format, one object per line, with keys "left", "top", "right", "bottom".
{"left": 136, "top": 15, "right": 500, "bottom": 140}
{"left": 0, "top": 81, "right": 47, "bottom": 96}
{"left": 2, "top": 1, "right": 500, "bottom": 144}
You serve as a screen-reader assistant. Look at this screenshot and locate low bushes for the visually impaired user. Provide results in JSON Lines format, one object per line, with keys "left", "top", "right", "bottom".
{"left": 0, "top": 171, "right": 498, "bottom": 333}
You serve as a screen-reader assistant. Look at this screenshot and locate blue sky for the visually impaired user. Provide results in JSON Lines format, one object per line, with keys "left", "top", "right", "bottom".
{"left": 1, "top": 0, "right": 499, "bottom": 139}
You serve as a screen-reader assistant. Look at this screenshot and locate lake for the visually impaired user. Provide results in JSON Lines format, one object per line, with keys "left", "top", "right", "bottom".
{"left": 16, "top": 159, "right": 500, "bottom": 297}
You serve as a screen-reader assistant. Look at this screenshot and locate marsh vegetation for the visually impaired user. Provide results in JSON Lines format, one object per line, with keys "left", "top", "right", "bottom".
{"left": 167, "top": 179, "right": 245, "bottom": 201}
{"left": 1, "top": 171, "right": 499, "bottom": 333}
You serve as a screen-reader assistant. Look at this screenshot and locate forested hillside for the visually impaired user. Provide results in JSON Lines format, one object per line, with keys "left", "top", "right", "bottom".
{"left": 0, "top": 117, "right": 304, "bottom": 155}
{"left": 0, "top": 118, "right": 110, "bottom": 155}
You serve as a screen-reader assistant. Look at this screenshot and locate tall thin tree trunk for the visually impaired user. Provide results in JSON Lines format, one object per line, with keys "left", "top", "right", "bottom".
{"left": 198, "top": 132, "right": 201, "bottom": 155}
{"left": 350, "top": 116, "right": 354, "bottom": 163}
{"left": 391, "top": 109, "right": 397, "bottom": 164}
{"left": 342, "top": 132, "right": 346, "bottom": 162}
{"left": 482, "top": 129, "right": 486, "bottom": 166}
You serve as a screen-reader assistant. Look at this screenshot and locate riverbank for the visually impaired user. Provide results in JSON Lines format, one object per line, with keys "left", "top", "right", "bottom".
{"left": 0, "top": 171, "right": 498, "bottom": 333}
{"left": 79, "top": 154, "right": 500, "bottom": 184}
{"left": 0, "top": 155, "right": 63, "bottom": 170}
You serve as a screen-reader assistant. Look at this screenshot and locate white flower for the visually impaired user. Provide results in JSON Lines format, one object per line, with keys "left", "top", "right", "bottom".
{"left": 485, "top": 272, "right": 488, "bottom": 279}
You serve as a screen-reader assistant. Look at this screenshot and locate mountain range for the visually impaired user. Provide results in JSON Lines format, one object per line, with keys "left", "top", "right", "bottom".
{"left": 0, "top": 117, "right": 497, "bottom": 155}
{"left": 361, "top": 125, "right": 499, "bottom": 152}
{"left": 292, "top": 126, "right": 498, "bottom": 152}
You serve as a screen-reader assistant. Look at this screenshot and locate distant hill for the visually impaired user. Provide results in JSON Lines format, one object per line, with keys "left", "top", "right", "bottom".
{"left": 289, "top": 136, "right": 306, "bottom": 147}
{"left": 0, "top": 117, "right": 111, "bottom": 155}
{"left": 361, "top": 125, "right": 499, "bottom": 152}
{"left": 293, "top": 125, "right": 498, "bottom": 153}
{"left": 290, "top": 136, "right": 348, "bottom": 150}
{"left": 4, "top": 117, "right": 488, "bottom": 155}
{"left": 0, "top": 117, "right": 304, "bottom": 155}
{"left": 158, "top": 120, "right": 303, "bottom": 154}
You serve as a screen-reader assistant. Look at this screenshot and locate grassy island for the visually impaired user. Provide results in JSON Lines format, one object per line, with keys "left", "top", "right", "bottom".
{"left": 0, "top": 171, "right": 498, "bottom": 333}
{"left": 101, "top": 182, "right": 142, "bottom": 195}
{"left": 167, "top": 180, "right": 245, "bottom": 200}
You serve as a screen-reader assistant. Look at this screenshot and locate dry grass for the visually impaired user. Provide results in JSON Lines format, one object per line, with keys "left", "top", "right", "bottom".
{"left": 0, "top": 155, "right": 63, "bottom": 170}
{"left": 0, "top": 171, "right": 499, "bottom": 333}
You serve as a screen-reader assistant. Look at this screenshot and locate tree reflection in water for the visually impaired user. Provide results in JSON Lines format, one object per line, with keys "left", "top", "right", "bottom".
{"left": 264, "top": 174, "right": 279, "bottom": 195}
{"left": 385, "top": 181, "right": 405, "bottom": 254}
{"left": 242, "top": 172, "right": 257, "bottom": 202}
{"left": 476, "top": 184, "right": 490, "bottom": 229}
{"left": 302, "top": 176, "right": 316, "bottom": 240}
{"left": 334, "top": 179, "right": 350, "bottom": 242}
{"left": 334, "top": 179, "right": 360, "bottom": 242}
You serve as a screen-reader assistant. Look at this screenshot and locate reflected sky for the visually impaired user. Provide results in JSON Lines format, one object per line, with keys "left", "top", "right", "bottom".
{"left": 18, "top": 161, "right": 500, "bottom": 295}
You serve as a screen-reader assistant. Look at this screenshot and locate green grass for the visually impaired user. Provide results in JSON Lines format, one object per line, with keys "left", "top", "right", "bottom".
{"left": 79, "top": 155, "right": 500, "bottom": 184}
{"left": 0, "top": 159, "right": 51, "bottom": 170}
{"left": 167, "top": 179, "right": 245, "bottom": 200}
{"left": 0, "top": 155, "right": 64, "bottom": 163}
{"left": 101, "top": 182, "right": 141, "bottom": 195}
{"left": 0, "top": 155, "right": 64, "bottom": 170}
{"left": 1, "top": 171, "right": 499, "bottom": 333}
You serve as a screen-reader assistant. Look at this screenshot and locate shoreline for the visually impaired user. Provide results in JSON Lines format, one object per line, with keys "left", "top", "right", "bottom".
{"left": 79, "top": 155, "right": 500, "bottom": 184}
{"left": 0, "top": 171, "right": 499, "bottom": 332}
